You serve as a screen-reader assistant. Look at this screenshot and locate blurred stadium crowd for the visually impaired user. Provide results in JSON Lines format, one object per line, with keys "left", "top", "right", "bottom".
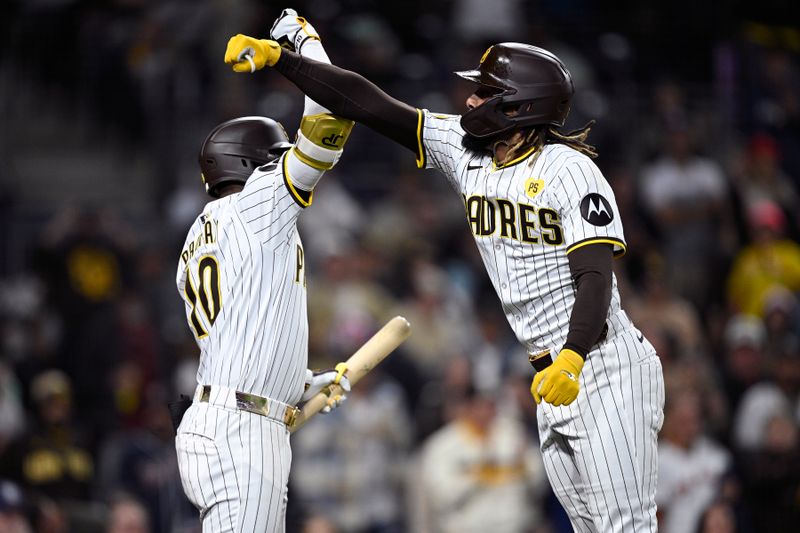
{"left": 1, "top": 1, "right": 800, "bottom": 532}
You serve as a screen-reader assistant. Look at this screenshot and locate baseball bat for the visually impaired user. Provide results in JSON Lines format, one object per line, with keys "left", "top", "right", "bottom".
{"left": 289, "top": 315, "right": 411, "bottom": 433}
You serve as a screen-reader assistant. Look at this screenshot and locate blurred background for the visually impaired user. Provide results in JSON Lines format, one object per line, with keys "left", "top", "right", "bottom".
{"left": 1, "top": 0, "right": 799, "bottom": 532}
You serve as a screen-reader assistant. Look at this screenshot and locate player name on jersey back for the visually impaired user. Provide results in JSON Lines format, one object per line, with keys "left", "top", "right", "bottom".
{"left": 175, "top": 160, "right": 309, "bottom": 404}
{"left": 180, "top": 216, "right": 218, "bottom": 267}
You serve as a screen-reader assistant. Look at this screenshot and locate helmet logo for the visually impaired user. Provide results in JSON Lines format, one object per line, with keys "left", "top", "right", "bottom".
{"left": 524, "top": 178, "right": 545, "bottom": 198}
{"left": 480, "top": 46, "right": 494, "bottom": 64}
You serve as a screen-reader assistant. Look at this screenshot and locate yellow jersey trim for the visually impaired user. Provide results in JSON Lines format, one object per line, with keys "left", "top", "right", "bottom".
{"left": 566, "top": 238, "right": 627, "bottom": 258}
{"left": 282, "top": 155, "right": 313, "bottom": 208}
{"left": 415, "top": 108, "right": 426, "bottom": 169}
{"left": 492, "top": 145, "right": 539, "bottom": 171}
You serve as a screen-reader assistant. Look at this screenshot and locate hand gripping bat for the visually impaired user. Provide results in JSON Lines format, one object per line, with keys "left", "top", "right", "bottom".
{"left": 289, "top": 316, "right": 411, "bottom": 433}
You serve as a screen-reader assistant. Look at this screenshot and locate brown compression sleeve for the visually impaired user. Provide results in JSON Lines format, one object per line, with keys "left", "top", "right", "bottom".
{"left": 563, "top": 243, "right": 614, "bottom": 358}
{"left": 274, "top": 50, "right": 420, "bottom": 153}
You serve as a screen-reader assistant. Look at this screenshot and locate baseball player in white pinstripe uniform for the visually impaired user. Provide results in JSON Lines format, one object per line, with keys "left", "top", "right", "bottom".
{"left": 175, "top": 16, "right": 353, "bottom": 532}
{"left": 225, "top": 13, "right": 666, "bottom": 532}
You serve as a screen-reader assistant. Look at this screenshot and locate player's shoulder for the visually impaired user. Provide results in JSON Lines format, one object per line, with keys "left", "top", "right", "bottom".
{"left": 542, "top": 144, "right": 603, "bottom": 181}
{"left": 235, "top": 157, "right": 286, "bottom": 201}
{"left": 421, "top": 109, "right": 464, "bottom": 133}
{"left": 246, "top": 159, "right": 283, "bottom": 184}
{"left": 255, "top": 158, "right": 282, "bottom": 175}
{"left": 542, "top": 143, "right": 595, "bottom": 168}
{"left": 422, "top": 109, "right": 461, "bottom": 123}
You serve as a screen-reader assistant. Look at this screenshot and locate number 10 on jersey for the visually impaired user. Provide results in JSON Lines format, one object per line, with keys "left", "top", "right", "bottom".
{"left": 184, "top": 255, "right": 222, "bottom": 339}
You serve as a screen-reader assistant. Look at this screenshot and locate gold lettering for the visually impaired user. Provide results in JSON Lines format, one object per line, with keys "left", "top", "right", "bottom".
{"left": 295, "top": 244, "right": 305, "bottom": 286}
{"left": 496, "top": 199, "right": 517, "bottom": 239}
{"left": 538, "top": 208, "right": 564, "bottom": 245}
{"left": 204, "top": 221, "right": 215, "bottom": 244}
{"left": 462, "top": 195, "right": 562, "bottom": 245}
{"left": 466, "top": 196, "right": 482, "bottom": 235}
{"left": 479, "top": 197, "right": 496, "bottom": 236}
{"left": 518, "top": 203, "right": 539, "bottom": 244}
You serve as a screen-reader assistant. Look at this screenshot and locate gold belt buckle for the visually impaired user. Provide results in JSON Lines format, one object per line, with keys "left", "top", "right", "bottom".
{"left": 283, "top": 406, "right": 299, "bottom": 426}
{"left": 235, "top": 391, "right": 270, "bottom": 417}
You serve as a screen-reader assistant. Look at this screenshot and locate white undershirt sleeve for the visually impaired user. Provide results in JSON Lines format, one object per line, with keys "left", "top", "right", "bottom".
{"left": 286, "top": 39, "right": 337, "bottom": 191}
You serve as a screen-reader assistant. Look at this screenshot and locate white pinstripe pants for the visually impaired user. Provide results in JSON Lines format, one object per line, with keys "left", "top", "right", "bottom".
{"left": 176, "top": 402, "right": 292, "bottom": 532}
{"left": 538, "top": 312, "right": 665, "bottom": 533}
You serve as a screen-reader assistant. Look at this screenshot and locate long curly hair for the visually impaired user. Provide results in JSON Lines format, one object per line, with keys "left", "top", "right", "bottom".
{"left": 500, "top": 121, "right": 598, "bottom": 163}
{"left": 540, "top": 121, "right": 598, "bottom": 158}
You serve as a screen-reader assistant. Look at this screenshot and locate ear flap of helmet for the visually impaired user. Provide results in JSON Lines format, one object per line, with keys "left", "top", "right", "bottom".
{"left": 460, "top": 95, "right": 517, "bottom": 139}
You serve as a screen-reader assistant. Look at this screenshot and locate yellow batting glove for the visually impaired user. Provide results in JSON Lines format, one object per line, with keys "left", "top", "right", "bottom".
{"left": 224, "top": 34, "right": 282, "bottom": 73}
{"left": 333, "top": 362, "right": 349, "bottom": 386}
{"left": 531, "top": 349, "right": 585, "bottom": 406}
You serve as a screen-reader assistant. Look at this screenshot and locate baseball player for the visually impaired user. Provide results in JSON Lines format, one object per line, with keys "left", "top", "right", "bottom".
{"left": 225, "top": 10, "right": 666, "bottom": 532}
{"left": 174, "top": 17, "right": 355, "bottom": 532}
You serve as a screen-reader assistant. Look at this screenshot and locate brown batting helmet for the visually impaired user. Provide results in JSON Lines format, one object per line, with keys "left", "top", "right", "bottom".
{"left": 199, "top": 116, "right": 293, "bottom": 197}
{"left": 456, "top": 43, "right": 574, "bottom": 139}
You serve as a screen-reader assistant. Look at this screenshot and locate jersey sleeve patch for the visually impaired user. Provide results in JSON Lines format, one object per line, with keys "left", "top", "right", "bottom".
{"left": 579, "top": 193, "right": 614, "bottom": 226}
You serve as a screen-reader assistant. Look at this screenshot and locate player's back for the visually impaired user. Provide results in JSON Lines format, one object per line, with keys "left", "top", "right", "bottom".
{"left": 176, "top": 159, "right": 309, "bottom": 405}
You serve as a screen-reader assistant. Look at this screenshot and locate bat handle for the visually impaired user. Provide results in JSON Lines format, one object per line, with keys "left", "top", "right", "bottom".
{"left": 236, "top": 51, "right": 256, "bottom": 73}
{"left": 243, "top": 54, "right": 256, "bottom": 73}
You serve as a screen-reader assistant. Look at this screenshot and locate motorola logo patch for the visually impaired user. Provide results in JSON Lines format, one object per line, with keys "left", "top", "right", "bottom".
{"left": 580, "top": 193, "right": 614, "bottom": 226}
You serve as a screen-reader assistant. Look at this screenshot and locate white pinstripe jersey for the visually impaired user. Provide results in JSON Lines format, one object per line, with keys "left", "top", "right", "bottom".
{"left": 176, "top": 153, "right": 311, "bottom": 405}
{"left": 417, "top": 110, "right": 627, "bottom": 353}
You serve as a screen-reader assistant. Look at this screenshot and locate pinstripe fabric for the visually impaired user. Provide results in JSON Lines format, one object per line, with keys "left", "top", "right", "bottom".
{"left": 420, "top": 110, "right": 665, "bottom": 531}
{"left": 538, "top": 318, "right": 665, "bottom": 532}
{"left": 419, "top": 110, "right": 626, "bottom": 357}
{"left": 176, "top": 403, "right": 291, "bottom": 532}
{"left": 176, "top": 153, "right": 308, "bottom": 406}
{"left": 175, "top": 151, "right": 315, "bottom": 531}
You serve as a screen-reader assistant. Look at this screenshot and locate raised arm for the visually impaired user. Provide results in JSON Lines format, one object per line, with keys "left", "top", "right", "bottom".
{"left": 224, "top": 35, "right": 420, "bottom": 153}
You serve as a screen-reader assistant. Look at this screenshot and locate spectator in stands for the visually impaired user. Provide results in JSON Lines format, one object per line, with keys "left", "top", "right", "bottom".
{"left": 695, "top": 499, "right": 738, "bottom": 533}
{"left": 395, "top": 258, "right": 478, "bottom": 373}
{"left": 0, "top": 479, "right": 33, "bottom": 533}
{"left": 721, "top": 314, "right": 769, "bottom": 410}
{"left": 411, "top": 381, "right": 547, "bottom": 533}
{"left": 733, "top": 133, "right": 798, "bottom": 227}
{"left": 762, "top": 286, "right": 800, "bottom": 358}
{"left": 733, "top": 346, "right": 800, "bottom": 450}
{"left": 0, "top": 370, "right": 94, "bottom": 501}
{"left": 96, "top": 387, "right": 194, "bottom": 533}
{"left": 626, "top": 252, "right": 705, "bottom": 356}
{"left": 0, "top": 362, "right": 25, "bottom": 456}
{"left": 727, "top": 201, "right": 800, "bottom": 316}
{"left": 290, "top": 329, "right": 413, "bottom": 533}
{"left": 306, "top": 245, "right": 398, "bottom": 361}
{"left": 657, "top": 390, "right": 731, "bottom": 533}
{"left": 301, "top": 515, "right": 337, "bottom": 533}
{"left": 106, "top": 495, "right": 150, "bottom": 533}
{"left": 34, "top": 207, "right": 136, "bottom": 429}
{"left": 738, "top": 411, "right": 800, "bottom": 530}
{"left": 639, "top": 126, "right": 730, "bottom": 310}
